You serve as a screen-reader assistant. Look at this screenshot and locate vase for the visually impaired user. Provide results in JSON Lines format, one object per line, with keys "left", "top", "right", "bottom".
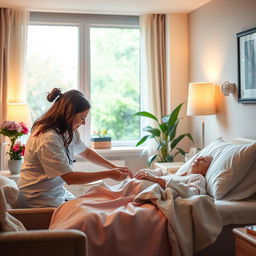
{"left": 8, "top": 159, "right": 23, "bottom": 174}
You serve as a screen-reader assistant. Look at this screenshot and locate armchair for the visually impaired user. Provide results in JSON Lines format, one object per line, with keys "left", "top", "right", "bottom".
{"left": 0, "top": 207, "right": 87, "bottom": 256}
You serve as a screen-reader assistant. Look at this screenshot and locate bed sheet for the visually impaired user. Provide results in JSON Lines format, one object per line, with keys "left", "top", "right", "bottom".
{"left": 50, "top": 179, "right": 171, "bottom": 256}
{"left": 50, "top": 178, "right": 222, "bottom": 256}
{"left": 215, "top": 199, "right": 256, "bottom": 225}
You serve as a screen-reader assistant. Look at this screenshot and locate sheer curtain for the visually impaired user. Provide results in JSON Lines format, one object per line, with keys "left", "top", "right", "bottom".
{"left": 140, "top": 14, "right": 167, "bottom": 157}
{"left": 0, "top": 8, "right": 29, "bottom": 169}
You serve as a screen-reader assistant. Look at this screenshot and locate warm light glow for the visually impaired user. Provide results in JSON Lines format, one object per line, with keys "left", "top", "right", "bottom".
{"left": 7, "top": 103, "right": 32, "bottom": 127}
{"left": 187, "top": 82, "right": 216, "bottom": 116}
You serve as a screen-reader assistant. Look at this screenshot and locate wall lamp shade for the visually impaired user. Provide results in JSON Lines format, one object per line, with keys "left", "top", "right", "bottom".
{"left": 7, "top": 103, "right": 32, "bottom": 128}
{"left": 187, "top": 82, "right": 216, "bottom": 116}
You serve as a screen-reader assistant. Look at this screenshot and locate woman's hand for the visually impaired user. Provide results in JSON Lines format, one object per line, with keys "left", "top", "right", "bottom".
{"left": 109, "top": 168, "right": 132, "bottom": 181}
{"left": 113, "top": 166, "right": 133, "bottom": 179}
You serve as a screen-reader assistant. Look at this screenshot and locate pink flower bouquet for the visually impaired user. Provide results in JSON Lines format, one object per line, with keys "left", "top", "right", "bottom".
{"left": 0, "top": 121, "right": 29, "bottom": 160}
{"left": 9, "top": 141, "right": 26, "bottom": 160}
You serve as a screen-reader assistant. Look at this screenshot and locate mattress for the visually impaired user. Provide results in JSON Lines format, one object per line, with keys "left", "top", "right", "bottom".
{"left": 215, "top": 199, "right": 256, "bottom": 225}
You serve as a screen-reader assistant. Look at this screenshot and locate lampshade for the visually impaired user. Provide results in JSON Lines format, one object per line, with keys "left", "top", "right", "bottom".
{"left": 187, "top": 82, "right": 216, "bottom": 116}
{"left": 7, "top": 103, "right": 32, "bottom": 127}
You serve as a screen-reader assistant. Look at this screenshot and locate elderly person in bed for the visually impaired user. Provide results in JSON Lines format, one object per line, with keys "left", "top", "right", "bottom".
{"left": 134, "top": 156, "right": 213, "bottom": 196}
{"left": 50, "top": 155, "right": 214, "bottom": 256}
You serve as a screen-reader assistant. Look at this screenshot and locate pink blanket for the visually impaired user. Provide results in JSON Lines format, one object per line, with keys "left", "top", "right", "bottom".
{"left": 50, "top": 179, "right": 171, "bottom": 256}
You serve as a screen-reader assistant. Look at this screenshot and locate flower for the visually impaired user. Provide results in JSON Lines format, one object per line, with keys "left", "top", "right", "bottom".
{"left": 92, "top": 129, "right": 109, "bottom": 138}
{"left": 0, "top": 121, "right": 29, "bottom": 160}
{"left": 8, "top": 141, "right": 26, "bottom": 160}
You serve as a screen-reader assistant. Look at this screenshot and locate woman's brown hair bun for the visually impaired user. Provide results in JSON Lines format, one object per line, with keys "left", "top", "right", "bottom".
{"left": 47, "top": 88, "right": 62, "bottom": 102}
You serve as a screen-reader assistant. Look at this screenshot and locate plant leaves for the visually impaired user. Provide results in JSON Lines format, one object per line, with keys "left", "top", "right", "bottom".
{"left": 170, "top": 133, "right": 193, "bottom": 149}
{"left": 186, "top": 133, "right": 194, "bottom": 143}
{"left": 147, "top": 154, "right": 157, "bottom": 167}
{"left": 135, "top": 135, "right": 150, "bottom": 146}
{"left": 176, "top": 147, "right": 186, "bottom": 156}
{"left": 161, "top": 115, "right": 169, "bottom": 123}
{"left": 167, "top": 103, "right": 183, "bottom": 130}
{"left": 165, "top": 155, "right": 174, "bottom": 162}
{"left": 157, "top": 142, "right": 165, "bottom": 151}
{"left": 168, "top": 121, "right": 178, "bottom": 141}
{"left": 159, "top": 123, "right": 167, "bottom": 133}
{"left": 134, "top": 111, "right": 158, "bottom": 122}
{"left": 143, "top": 126, "right": 161, "bottom": 137}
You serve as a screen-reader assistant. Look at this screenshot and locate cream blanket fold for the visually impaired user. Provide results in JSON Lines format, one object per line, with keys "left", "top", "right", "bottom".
{"left": 134, "top": 183, "right": 223, "bottom": 256}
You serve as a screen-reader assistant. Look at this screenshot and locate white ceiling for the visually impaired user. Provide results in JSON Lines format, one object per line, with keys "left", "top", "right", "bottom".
{"left": 0, "top": 0, "right": 210, "bottom": 15}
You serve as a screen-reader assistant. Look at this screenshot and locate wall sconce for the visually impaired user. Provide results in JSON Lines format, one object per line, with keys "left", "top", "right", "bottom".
{"left": 221, "top": 81, "right": 235, "bottom": 96}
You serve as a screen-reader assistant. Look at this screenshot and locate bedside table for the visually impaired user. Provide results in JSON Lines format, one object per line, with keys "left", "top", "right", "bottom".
{"left": 233, "top": 227, "right": 256, "bottom": 256}
{"left": 154, "top": 162, "right": 184, "bottom": 174}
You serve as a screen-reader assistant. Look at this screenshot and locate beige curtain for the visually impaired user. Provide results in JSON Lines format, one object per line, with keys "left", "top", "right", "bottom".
{"left": 140, "top": 14, "right": 167, "bottom": 156}
{"left": 0, "top": 8, "right": 29, "bottom": 169}
{"left": 140, "top": 14, "right": 167, "bottom": 119}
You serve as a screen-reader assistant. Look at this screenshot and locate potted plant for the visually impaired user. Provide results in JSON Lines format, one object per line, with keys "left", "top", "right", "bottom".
{"left": 91, "top": 129, "right": 111, "bottom": 149}
{"left": 134, "top": 103, "right": 194, "bottom": 167}
{"left": 0, "top": 121, "right": 28, "bottom": 173}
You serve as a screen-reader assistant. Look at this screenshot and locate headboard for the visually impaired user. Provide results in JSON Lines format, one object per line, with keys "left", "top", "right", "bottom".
{"left": 232, "top": 137, "right": 256, "bottom": 144}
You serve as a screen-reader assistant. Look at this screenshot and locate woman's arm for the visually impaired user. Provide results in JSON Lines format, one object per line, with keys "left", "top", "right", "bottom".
{"left": 61, "top": 168, "right": 129, "bottom": 185}
{"left": 79, "top": 148, "right": 116, "bottom": 168}
{"left": 79, "top": 148, "right": 133, "bottom": 178}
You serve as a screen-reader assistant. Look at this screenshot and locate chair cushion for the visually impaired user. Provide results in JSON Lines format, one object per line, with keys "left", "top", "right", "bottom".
{"left": 0, "top": 189, "right": 26, "bottom": 232}
{"left": 0, "top": 175, "right": 19, "bottom": 208}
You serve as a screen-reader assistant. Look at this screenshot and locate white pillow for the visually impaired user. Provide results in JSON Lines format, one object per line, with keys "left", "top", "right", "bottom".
{"left": 176, "top": 138, "right": 256, "bottom": 199}
{"left": 0, "top": 176, "right": 19, "bottom": 208}
{"left": 222, "top": 159, "right": 256, "bottom": 201}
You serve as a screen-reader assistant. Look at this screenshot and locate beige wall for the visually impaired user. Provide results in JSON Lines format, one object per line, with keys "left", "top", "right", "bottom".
{"left": 188, "top": 0, "right": 256, "bottom": 146}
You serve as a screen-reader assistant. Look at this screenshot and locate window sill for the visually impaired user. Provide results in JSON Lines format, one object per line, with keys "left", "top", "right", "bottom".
{"left": 95, "top": 146, "right": 146, "bottom": 156}
{"left": 76, "top": 146, "right": 146, "bottom": 159}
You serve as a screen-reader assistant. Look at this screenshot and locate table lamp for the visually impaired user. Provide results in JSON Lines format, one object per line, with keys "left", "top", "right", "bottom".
{"left": 187, "top": 82, "right": 216, "bottom": 148}
{"left": 7, "top": 103, "right": 32, "bottom": 128}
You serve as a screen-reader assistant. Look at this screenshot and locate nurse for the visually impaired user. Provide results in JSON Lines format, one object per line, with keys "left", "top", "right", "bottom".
{"left": 17, "top": 88, "right": 132, "bottom": 208}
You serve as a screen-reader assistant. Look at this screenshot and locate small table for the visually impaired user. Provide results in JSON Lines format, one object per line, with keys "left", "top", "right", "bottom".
{"left": 154, "top": 162, "right": 184, "bottom": 174}
{"left": 233, "top": 227, "right": 256, "bottom": 256}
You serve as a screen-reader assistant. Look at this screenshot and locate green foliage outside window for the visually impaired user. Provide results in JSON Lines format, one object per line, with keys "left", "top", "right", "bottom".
{"left": 90, "top": 27, "right": 140, "bottom": 141}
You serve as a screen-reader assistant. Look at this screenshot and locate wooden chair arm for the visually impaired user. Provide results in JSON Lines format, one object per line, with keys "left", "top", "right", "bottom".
{"left": 0, "top": 229, "right": 87, "bottom": 256}
{"left": 7, "top": 208, "right": 56, "bottom": 230}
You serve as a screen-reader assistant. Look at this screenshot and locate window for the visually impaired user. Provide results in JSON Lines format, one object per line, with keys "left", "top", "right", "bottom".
{"left": 26, "top": 25, "right": 78, "bottom": 121}
{"left": 90, "top": 27, "right": 140, "bottom": 142}
{"left": 26, "top": 13, "right": 141, "bottom": 146}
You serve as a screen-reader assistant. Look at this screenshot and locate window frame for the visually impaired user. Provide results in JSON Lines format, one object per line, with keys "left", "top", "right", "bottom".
{"left": 29, "top": 12, "right": 141, "bottom": 147}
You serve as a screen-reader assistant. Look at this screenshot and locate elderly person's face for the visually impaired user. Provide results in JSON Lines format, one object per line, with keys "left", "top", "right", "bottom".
{"left": 190, "top": 156, "right": 213, "bottom": 176}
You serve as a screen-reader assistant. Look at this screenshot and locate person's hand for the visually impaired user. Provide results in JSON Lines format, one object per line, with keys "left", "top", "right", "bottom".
{"left": 135, "top": 171, "right": 156, "bottom": 180}
{"left": 134, "top": 169, "right": 151, "bottom": 179}
{"left": 114, "top": 166, "right": 133, "bottom": 179}
{"left": 135, "top": 171, "right": 166, "bottom": 188}
{"left": 109, "top": 168, "right": 132, "bottom": 181}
